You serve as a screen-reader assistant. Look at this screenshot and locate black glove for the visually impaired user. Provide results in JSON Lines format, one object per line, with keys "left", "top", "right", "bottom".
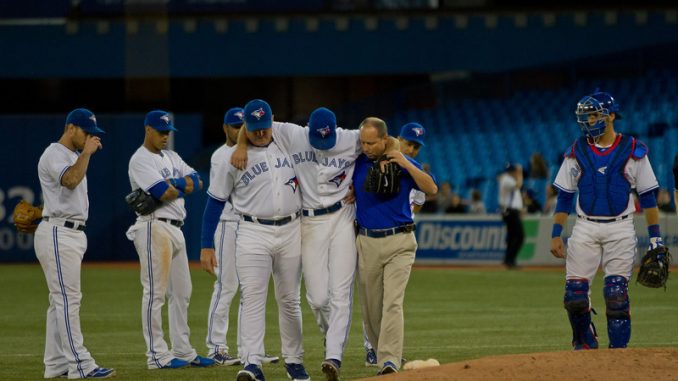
{"left": 125, "top": 189, "right": 161, "bottom": 215}
{"left": 364, "top": 155, "right": 401, "bottom": 195}
{"left": 637, "top": 246, "right": 671, "bottom": 289}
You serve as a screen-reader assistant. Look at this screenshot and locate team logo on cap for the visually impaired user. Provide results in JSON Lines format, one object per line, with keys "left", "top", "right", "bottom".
{"left": 234, "top": 111, "right": 244, "bottom": 120}
{"left": 89, "top": 115, "right": 97, "bottom": 123}
{"left": 329, "top": 171, "right": 346, "bottom": 187}
{"left": 317, "top": 126, "right": 331, "bottom": 138}
{"left": 411, "top": 127, "right": 424, "bottom": 136}
{"left": 251, "top": 108, "right": 266, "bottom": 120}
{"left": 285, "top": 177, "right": 299, "bottom": 193}
{"left": 160, "top": 114, "right": 170, "bottom": 123}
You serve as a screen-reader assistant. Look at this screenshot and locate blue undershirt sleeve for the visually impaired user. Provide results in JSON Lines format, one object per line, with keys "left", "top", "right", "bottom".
{"left": 638, "top": 189, "right": 658, "bottom": 209}
{"left": 201, "top": 195, "right": 226, "bottom": 249}
{"left": 148, "top": 181, "right": 170, "bottom": 200}
{"left": 554, "top": 190, "right": 575, "bottom": 214}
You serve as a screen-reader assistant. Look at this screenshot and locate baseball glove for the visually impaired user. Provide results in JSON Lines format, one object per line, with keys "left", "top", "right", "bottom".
{"left": 364, "top": 155, "right": 401, "bottom": 195}
{"left": 125, "top": 188, "right": 161, "bottom": 215}
{"left": 637, "top": 246, "right": 671, "bottom": 289}
{"left": 12, "top": 200, "right": 42, "bottom": 234}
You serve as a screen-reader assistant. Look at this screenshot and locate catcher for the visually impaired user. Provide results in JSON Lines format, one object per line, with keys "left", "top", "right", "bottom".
{"left": 550, "top": 90, "right": 667, "bottom": 351}
{"left": 12, "top": 200, "right": 43, "bottom": 234}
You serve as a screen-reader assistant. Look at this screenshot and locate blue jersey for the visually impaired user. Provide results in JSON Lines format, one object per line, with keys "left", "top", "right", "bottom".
{"left": 353, "top": 154, "right": 427, "bottom": 229}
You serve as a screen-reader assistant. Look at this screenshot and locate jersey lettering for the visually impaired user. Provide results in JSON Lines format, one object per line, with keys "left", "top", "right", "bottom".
{"left": 274, "top": 157, "right": 292, "bottom": 168}
{"left": 239, "top": 162, "right": 269, "bottom": 186}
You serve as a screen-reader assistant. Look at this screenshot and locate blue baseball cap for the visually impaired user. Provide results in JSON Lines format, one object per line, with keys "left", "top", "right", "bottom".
{"left": 308, "top": 107, "right": 337, "bottom": 150}
{"left": 224, "top": 107, "right": 245, "bottom": 126}
{"left": 399, "top": 122, "right": 426, "bottom": 147}
{"left": 65, "top": 108, "right": 105, "bottom": 135}
{"left": 243, "top": 99, "right": 272, "bottom": 131}
{"left": 144, "top": 110, "right": 177, "bottom": 132}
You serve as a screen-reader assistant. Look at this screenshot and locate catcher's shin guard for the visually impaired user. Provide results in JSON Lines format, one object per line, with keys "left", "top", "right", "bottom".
{"left": 604, "top": 275, "right": 631, "bottom": 348}
{"left": 564, "top": 279, "right": 599, "bottom": 350}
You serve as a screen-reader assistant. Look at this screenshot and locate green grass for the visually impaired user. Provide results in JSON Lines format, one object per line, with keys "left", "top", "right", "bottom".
{"left": 0, "top": 264, "right": 676, "bottom": 380}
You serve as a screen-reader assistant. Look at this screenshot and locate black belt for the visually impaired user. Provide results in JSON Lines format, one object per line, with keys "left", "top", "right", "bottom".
{"left": 358, "top": 223, "right": 416, "bottom": 238}
{"left": 577, "top": 214, "right": 630, "bottom": 223}
{"left": 302, "top": 201, "right": 342, "bottom": 217}
{"left": 44, "top": 217, "right": 86, "bottom": 231}
{"left": 158, "top": 218, "right": 184, "bottom": 227}
{"left": 242, "top": 211, "right": 300, "bottom": 226}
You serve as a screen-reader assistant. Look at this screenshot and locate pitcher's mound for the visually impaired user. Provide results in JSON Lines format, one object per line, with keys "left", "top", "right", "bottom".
{"left": 355, "top": 348, "right": 678, "bottom": 381}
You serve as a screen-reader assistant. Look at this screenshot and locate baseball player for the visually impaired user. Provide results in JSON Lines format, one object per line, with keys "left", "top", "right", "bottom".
{"left": 199, "top": 107, "right": 279, "bottom": 366}
{"left": 207, "top": 99, "right": 309, "bottom": 381}
{"left": 33, "top": 108, "right": 115, "bottom": 379}
{"left": 362, "top": 121, "right": 429, "bottom": 366}
{"left": 550, "top": 91, "right": 663, "bottom": 350}
{"left": 126, "top": 110, "right": 215, "bottom": 369}
{"left": 230, "top": 107, "right": 401, "bottom": 380}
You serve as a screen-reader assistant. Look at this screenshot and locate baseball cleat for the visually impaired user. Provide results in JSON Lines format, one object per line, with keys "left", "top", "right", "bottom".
{"left": 160, "top": 358, "right": 190, "bottom": 369}
{"left": 237, "top": 364, "right": 265, "bottom": 381}
{"left": 84, "top": 367, "right": 116, "bottom": 378}
{"left": 284, "top": 362, "right": 310, "bottom": 381}
{"left": 321, "top": 359, "right": 341, "bottom": 381}
{"left": 210, "top": 351, "right": 241, "bottom": 366}
{"left": 190, "top": 355, "right": 217, "bottom": 367}
{"left": 262, "top": 354, "right": 280, "bottom": 364}
{"left": 365, "top": 348, "right": 377, "bottom": 367}
{"left": 377, "top": 361, "right": 398, "bottom": 375}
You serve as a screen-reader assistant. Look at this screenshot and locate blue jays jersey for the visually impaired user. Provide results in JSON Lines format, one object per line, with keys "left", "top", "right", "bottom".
{"left": 553, "top": 134, "right": 659, "bottom": 217}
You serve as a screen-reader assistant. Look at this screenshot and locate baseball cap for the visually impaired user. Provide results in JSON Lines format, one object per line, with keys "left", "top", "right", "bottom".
{"left": 65, "top": 108, "right": 105, "bottom": 135}
{"left": 308, "top": 107, "right": 337, "bottom": 150}
{"left": 144, "top": 110, "right": 177, "bottom": 132}
{"left": 399, "top": 122, "right": 426, "bottom": 147}
{"left": 243, "top": 99, "right": 272, "bottom": 131}
{"left": 224, "top": 107, "right": 245, "bottom": 126}
{"left": 505, "top": 162, "right": 518, "bottom": 172}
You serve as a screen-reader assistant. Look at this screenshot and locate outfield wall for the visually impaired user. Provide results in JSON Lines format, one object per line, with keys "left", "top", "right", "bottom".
{"left": 414, "top": 214, "right": 678, "bottom": 266}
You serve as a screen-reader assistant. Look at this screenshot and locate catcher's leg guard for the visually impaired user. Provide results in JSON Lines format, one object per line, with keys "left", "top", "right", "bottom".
{"left": 604, "top": 275, "right": 630, "bottom": 348}
{"left": 564, "top": 279, "right": 598, "bottom": 350}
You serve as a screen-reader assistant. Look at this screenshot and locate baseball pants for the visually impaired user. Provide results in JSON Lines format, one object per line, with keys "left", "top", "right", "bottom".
{"left": 301, "top": 204, "right": 356, "bottom": 361}
{"left": 206, "top": 220, "right": 240, "bottom": 357}
{"left": 35, "top": 220, "right": 99, "bottom": 379}
{"left": 129, "top": 220, "right": 197, "bottom": 369}
{"left": 236, "top": 219, "right": 304, "bottom": 367}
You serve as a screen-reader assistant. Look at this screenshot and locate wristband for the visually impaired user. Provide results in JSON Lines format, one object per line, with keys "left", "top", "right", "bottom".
{"left": 551, "top": 224, "right": 563, "bottom": 238}
{"left": 648, "top": 224, "right": 661, "bottom": 238}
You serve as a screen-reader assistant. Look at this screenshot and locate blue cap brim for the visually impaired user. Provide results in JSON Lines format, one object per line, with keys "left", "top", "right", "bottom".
{"left": 309, "top": 133, "right": 336, "bottom": 150}
{"left": 246, "top": 121, "right": 272, "bottom": 132}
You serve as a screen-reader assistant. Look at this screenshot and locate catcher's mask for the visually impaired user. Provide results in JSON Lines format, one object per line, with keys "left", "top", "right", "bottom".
{"left": 575, "top": 91, "right": 619, "bottom": 141}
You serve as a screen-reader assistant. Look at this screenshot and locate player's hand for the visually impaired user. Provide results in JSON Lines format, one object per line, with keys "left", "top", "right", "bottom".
{"left": 231, "top": 146, "right": 248, "bottom": 170}
{"left": 343, "top": 184, "right": 356, "bottom": 204}
{"left": 550, "top": 237, "right": 566, "bottom": 258}
{"left": 184, "top": 175, "right": 195, "bottom": 194}
{"left": 82, "top": 135, "right": 102, "bottom": 155}
{"left": 200, "top": 248, "right": 218, "bottom": 276}
{"left": 385, "top": 151, "right": 409, "bottom": 168}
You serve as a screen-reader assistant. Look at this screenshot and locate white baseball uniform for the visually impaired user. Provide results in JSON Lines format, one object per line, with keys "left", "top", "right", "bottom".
{"left": 272, "top": 122, "right": 360, "bottom": 362}
{"left": 410, "top": 189, "right": 426, "bottom": 217}
{"left": 554, "top": 141, "right": 658, "bottom": 281}
{"left": 205, "top": 144, "right": 240, "bottom": 357}
{"left": 126, "top": 145, "right": 200, "bottom": 369}
{"left": 208, "top": 141, "right": 303, "bottom": 367}
{"left": 34, "top": 143, "right": 100, "bottom": 379}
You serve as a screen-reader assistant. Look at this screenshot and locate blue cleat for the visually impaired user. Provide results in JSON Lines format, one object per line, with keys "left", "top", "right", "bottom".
{"left": 321, "top": 359, "right": 341, "bottom": 381}
{"left": 365, "top": 348, "right": 377, "bottom": 367}
{"left": 285, "top": 362, "right": 310, "bottom": 381}
{"left": 191, "top": 355, "right": 217, "bottom": 367}
{"left": 237, "top": 364, "right": 265, "bottom": 381}
{"left": 377, "top": 361, "right": 398, "bottom": 376}
{"left": 84, "top": 367, "right": 116, "bottom": 378}
{"left": 160, "top": 358, "right": 190, "bottom": 369}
